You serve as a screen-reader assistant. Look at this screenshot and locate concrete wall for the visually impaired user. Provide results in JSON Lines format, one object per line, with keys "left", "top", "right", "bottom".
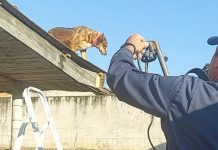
{"left": 0, "top": 97, "right": 12, "bottom": 148}
{"left": 0, "top": 91, "right": 166, "bottom": 150}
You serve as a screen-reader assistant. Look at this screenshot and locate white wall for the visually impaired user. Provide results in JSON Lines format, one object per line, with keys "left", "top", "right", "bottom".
{"left": 0, "top": 91, "right": 166, "bottom": 150}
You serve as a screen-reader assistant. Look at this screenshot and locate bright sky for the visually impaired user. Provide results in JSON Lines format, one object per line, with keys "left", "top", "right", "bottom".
{"left": 8, "top": 0, "right": 218, "bottom": 76}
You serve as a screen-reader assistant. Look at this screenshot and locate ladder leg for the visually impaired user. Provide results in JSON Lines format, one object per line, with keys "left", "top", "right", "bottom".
{"left": 13, "top": 119, "right": 29, "bottom": 150}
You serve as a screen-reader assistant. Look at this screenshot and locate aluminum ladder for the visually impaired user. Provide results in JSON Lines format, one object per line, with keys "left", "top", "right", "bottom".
{"left": 13, "top": 87, "right": 63, "bottom": 150}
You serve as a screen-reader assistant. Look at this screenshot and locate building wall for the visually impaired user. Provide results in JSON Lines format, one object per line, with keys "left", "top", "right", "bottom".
{"left": 0, "top": 91, "right": 166, "bottom": 150}
{"left": 0, "top": 97, "right": 11, "bottom": 148}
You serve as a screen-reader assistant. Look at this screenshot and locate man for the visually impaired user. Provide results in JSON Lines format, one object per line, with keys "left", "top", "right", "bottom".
{"left": 107, "top": 34, "right": 218, "bottom": 150}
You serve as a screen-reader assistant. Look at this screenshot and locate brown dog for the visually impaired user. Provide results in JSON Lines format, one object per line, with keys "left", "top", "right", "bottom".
{"left": 48, "top": 26, "right": 108, "bottom": 60}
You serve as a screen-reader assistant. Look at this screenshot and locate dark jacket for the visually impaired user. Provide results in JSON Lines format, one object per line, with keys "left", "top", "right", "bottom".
{"left": 107, "top": 48, "right": 218, "bottom": 150}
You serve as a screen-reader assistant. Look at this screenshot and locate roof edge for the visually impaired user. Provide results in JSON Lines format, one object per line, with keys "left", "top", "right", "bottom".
{"left": 0, "top": 0, "right": 106, "bottom": 74}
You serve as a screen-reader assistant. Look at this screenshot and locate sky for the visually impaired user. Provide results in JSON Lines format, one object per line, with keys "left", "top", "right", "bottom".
{"left": 8, "top": 0, "right": 218, "bottom": 76}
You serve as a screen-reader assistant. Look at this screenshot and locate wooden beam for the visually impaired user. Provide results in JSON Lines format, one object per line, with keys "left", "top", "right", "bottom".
{"left": 96, "top": 72, "right": 105, "bottom": 88}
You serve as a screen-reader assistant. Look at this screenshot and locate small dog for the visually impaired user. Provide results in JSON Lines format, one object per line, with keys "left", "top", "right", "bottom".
{"left": 48, "top": 26, "right": 108, "bottom": 60}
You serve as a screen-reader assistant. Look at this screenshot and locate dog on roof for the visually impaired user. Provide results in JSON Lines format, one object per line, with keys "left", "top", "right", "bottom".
{"left": 48, "top": 26, "right": 108, "bottom": 60}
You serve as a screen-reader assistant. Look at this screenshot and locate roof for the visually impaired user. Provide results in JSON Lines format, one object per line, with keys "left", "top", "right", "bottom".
{"left": 0, "top": 0, "right": 110, "bottom": 95}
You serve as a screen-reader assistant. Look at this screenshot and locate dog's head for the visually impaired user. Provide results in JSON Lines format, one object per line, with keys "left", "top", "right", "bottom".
{"left": 95, "top": 33, "right": 108, "bottom": 55}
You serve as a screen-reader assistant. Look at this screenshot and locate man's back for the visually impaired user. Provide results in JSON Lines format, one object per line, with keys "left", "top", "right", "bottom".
{"left": 107, "top": 47, "right": 218, "bottom": 150}
{"left": 161, "top": 77, "right": 218, "bottom": 149}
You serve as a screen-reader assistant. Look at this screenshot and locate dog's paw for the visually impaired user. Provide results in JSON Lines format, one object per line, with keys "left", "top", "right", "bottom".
{"left": 63, "top": 53, "right": 72, "bottom": 59}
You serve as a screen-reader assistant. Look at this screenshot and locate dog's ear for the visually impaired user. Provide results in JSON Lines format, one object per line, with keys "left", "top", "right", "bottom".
{"left": 97, "top": 33, "right": 105, "bottom": 44}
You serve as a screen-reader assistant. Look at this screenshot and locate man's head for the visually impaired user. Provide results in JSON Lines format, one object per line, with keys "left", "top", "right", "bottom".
{"left": 207, "top": 36, "right": 218, "bottom": 81}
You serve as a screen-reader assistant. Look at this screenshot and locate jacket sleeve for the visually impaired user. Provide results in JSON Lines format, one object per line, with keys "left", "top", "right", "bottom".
{"left": 107, "top": 47, "right": 185, "bottom": 118}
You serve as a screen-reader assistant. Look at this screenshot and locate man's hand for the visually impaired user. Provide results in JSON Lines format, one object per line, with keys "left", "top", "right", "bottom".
{"left": 124, "top": 34, "right": 150, "bottom": 59}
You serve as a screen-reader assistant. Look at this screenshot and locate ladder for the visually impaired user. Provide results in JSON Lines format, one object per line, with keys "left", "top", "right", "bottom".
{"left": 13, "top": 87, "right": 63, "bottom": 150}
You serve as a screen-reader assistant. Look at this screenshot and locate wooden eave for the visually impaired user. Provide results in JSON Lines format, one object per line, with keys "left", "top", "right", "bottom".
{"left": 0, "top": 0, "right": 110, "bottom": 95}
